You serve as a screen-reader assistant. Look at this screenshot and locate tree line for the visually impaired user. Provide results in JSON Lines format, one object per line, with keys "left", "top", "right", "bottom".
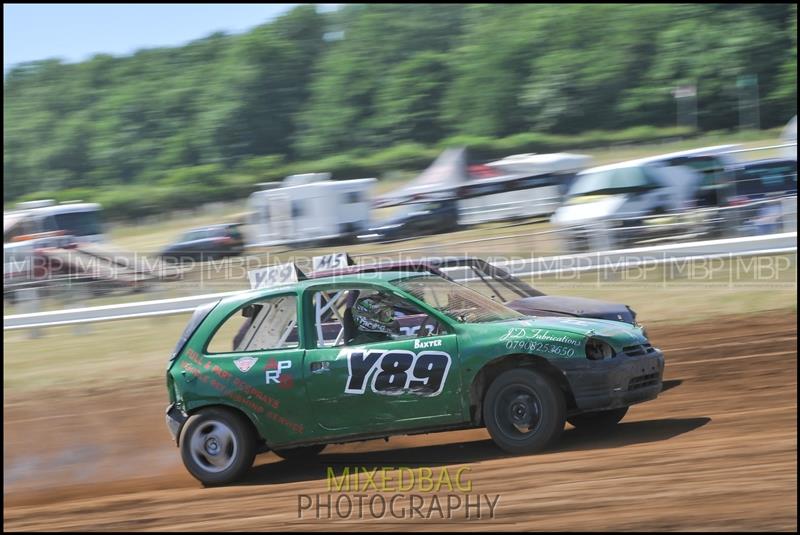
{"left": 3, "top": 3, "right": 796, "bottom": 210}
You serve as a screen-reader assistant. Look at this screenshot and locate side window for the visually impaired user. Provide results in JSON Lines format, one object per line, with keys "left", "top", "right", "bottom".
{"left": 291, "top": 201, "right": 304, "bottom": 218}
{"left": 42, "top": 216, "right": 59, "bottom": 233}
{"left": 311, "top": 287, "right": 436, "bottom": 348}
{"left": 228, "top": 227, "right": 243, "bottom": 241}
{"left": 762, "top": 166, "right": 786, "bottom": 190}
{"left": 762, "top": 164, "right": 796, "bottom": 190}
{"left": 207, "top": 295, "right": 299, "bottom": 354}
{"left": 181, "top": 230, "right": 201, "bottom": 241}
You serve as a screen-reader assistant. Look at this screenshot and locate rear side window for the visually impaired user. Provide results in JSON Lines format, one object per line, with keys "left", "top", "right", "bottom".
{"left": 172, "top": 300, "right": 219, "bottom": 359}
{"left": 207, "top": 295, "right": 299, "bottom": 354}
{"left": 181, "top": 230, "right": 206, "bottom": 241}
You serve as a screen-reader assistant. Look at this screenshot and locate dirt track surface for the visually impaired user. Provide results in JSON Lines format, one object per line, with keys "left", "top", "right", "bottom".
{"left": 4, "top": 311, "right": 797, "bottom": 531}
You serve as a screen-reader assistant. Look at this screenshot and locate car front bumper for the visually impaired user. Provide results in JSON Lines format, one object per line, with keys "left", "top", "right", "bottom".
{"left": 165, "top": 403, "right": 188, "bottom": 445}
{"left": 558, "top": 349, "right": 665, "bottom": 413}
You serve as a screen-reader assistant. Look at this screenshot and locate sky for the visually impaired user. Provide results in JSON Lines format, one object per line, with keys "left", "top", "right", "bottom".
{"left": 3, "top": 4, "right": 339, "bottom": 71}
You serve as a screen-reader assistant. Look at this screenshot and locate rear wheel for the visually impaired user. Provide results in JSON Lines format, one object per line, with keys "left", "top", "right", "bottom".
{"left": 483, "top": 368, "right": 565, "bottom": 455}
{"left": 273, "top": 444, "right": 327, "bottom": 462}
{"left": 179, "top": 408, "right": 256, "bottom": 486}
{"left": 567, "top": 407, "right": 628, "bottom": 431}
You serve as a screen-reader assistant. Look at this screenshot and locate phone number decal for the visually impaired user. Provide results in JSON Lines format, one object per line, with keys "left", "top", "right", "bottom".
{"left": 505, "top": 340, "right": 576, "bottom": 357}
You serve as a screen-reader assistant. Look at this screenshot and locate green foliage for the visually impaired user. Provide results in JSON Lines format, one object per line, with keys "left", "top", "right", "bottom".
{"left": 3, "top": 3, "right": 796, "bottom": 215}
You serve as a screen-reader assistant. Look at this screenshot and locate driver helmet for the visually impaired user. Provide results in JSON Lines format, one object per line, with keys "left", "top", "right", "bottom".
{"left": 352, "top": 293, "right": 398, "bottom": 336}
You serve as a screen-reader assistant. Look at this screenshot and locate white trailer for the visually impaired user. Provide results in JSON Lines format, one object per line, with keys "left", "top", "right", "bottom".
{"left": 247, "top": 173, "right": 377, "bottom": 247}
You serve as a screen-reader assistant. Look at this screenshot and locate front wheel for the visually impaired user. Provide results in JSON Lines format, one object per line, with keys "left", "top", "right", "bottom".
{"left": 483, "top": 368, "right": 565, "bottom": 455}
{"left": 273, "top": 444, "right": 326, "bottom": 462}
{"left": 179, "top": 408, "right": 256, "bottom": 486}
{"left": 567, "top": 407, "right": 628, "bottom": 431}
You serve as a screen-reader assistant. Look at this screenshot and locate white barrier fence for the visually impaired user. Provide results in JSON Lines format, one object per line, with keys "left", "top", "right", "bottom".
{"left": 4, "top": 231, "right": 796, "bottom": 331}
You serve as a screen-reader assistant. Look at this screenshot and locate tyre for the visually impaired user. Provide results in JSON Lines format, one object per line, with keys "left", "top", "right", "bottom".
{"left": 567, "top": 407, "right": 628, "bottom": 431}
{"left": 482, "top": 368, "right": 566, "bottom": 455}
{"left": 273, "top": 444, "right": 327, "bottom": 462}
{"left": 179, "top": 407, "right": 256, "bottom": 486}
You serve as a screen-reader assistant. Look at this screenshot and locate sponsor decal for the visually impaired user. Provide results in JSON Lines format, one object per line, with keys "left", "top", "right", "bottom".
{"left": 342, "top": 349, "right": 452, "bottom": 396}
{"left": 500, "top": 327, "right": 580, "bottom": 357}
{"left": 233, "top": 356, "right": 258, "bottom": 372}
{"left": 265, "top": 358, "right": 294, "bottom": 389}
{"left": 179, "top": 351, "right": 303, "bottom": 433}
{"left": 398, "top": 324, "right": 437, "bottom": 337}
{"left": 499, "top": 327, "right": 582, "bottom": 346}
{"left": 504, "top": 340, "right": 576, "bottom": 357}
{"left": 414, "top": 338, "right": 442, "bottom": 349}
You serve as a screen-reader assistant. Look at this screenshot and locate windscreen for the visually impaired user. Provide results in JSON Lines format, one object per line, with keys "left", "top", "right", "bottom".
{"left": 443, "top": 261, "right": 544, "bottom": 302}
{"left": 51, "top": 210, "right": 103, "bottom": 236}
{"left": 393, "top": 274, "right": 525, "bottom": 324}
{"left": 568, "top": 166, "right": 659, "bottom": 197}
{"left": 53, "top": 210, "right": 103, "bottom": 236}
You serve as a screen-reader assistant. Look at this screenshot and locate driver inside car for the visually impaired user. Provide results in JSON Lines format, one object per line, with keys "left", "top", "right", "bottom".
{"left": 347, "top": 292, "right": 402, "bottom": 345}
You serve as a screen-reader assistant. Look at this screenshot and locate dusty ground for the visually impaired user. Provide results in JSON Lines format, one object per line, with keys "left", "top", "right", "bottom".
{"left": 3, "top": 311, "right": 797, "bottom": 531}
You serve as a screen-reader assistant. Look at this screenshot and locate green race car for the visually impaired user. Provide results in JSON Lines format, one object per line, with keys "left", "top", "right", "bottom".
{"left": 166, "top": 270, "right": 664, "bottom": 485}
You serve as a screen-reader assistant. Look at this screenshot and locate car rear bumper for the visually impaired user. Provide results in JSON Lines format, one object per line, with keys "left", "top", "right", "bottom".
{"left": 165, "top": 403, "right": 188, "bottom": 445}
{"left": 558, "top": 350, "right": 665, "bottom": 413}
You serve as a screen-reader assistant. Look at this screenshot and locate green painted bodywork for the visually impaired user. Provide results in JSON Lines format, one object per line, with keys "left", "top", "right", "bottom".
{"left": 167, "top": 271, "right": 655, "bottom": 448}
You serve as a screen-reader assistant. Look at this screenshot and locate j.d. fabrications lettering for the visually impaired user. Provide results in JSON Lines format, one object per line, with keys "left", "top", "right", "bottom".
{"left": 499, "top": 328, "right": 582, "bottom": 346}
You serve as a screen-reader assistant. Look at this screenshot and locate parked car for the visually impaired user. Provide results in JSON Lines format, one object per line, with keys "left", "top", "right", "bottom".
{"left": 160, "top": 224, "right": 245, "bottom": 262}
{"left": 166, "top": 270, "right": 664, "bottom": 485}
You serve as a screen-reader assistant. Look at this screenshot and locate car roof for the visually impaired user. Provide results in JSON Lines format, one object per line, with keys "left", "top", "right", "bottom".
{"left": 309, "top": 256, "right": 484, "bottom": 279}
{"left": 310, "top": 259, "right": 443, "bottom": 278}
{"left": 223, "top": 270, "right": 431, "bottom": 305}
{"left": 580, "top": 145, "right": 741, "bottom": 175}
{"left": 183, "top": 223, "right": 239, "bottom": 232}
{"left": 738, "top": 158, "right": 797, "bottom": 167}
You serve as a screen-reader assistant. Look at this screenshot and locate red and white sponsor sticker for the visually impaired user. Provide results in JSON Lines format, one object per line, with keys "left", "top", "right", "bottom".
{"left": 234, "top": 356, "right": 258, "bottom": 372}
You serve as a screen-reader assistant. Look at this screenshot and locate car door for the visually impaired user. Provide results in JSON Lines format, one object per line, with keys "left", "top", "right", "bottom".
{"left": 302, "top": 283, "right": 464, "bottom": 435}
{"left": 202, "top": 293, "right": 311, "bottom": 445}
{"left": 178, "top": 230, "right": 210, "bottom": 259}
{"left": 196, "top": 229, "right": 221, "bottom": 258}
